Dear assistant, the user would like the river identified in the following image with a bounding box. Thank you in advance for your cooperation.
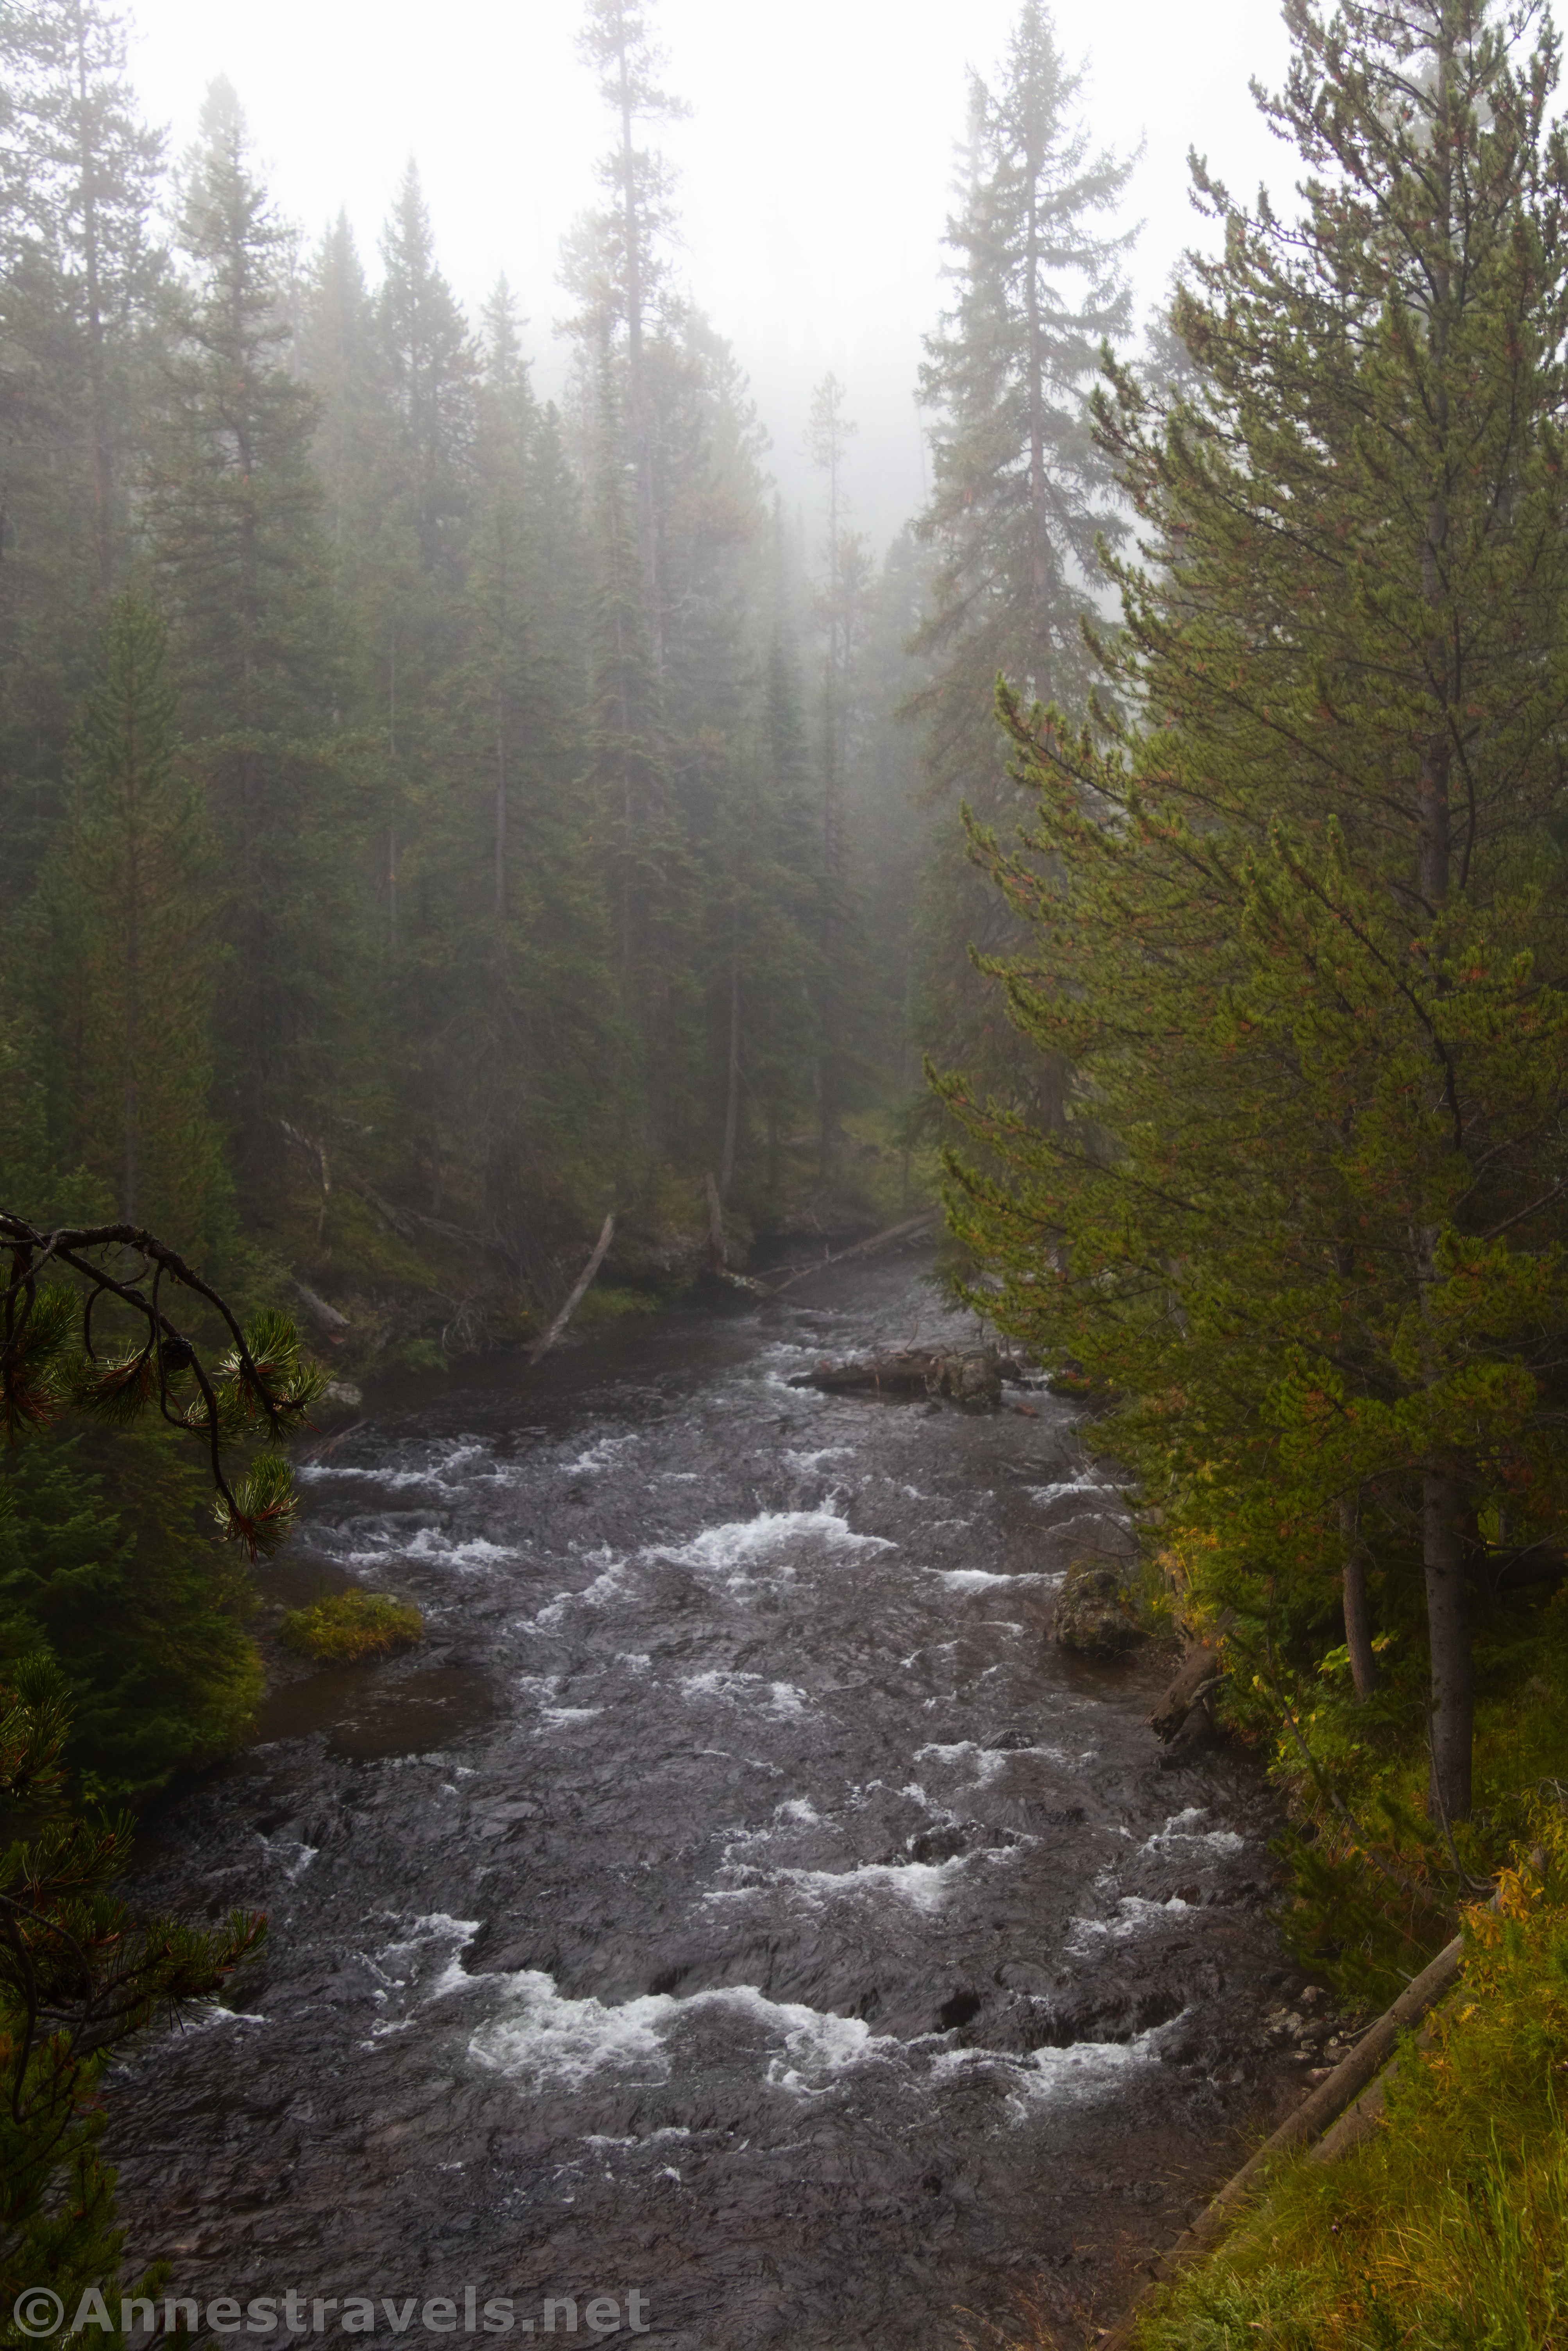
[109,1248,1310,2349]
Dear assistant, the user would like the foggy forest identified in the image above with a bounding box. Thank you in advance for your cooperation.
[4,0,1568,2344]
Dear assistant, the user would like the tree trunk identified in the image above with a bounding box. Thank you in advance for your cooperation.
[1338,1494,1378,1697]
[1423,1467,1473,1825]
[720,933,741,1199]
[494,688,507,921]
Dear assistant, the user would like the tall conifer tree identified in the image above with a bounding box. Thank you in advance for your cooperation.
[912,0,1133,1106]
[942,0,1568,1827]
[149,79,348,1200]
[53,597,225,1243]
[0,0,164,901]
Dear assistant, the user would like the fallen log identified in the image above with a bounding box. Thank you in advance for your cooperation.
[788,1345,1002,1408]
[292,1276,350,1335]
[527,1212,615,1367]
[763,1208,940,1295]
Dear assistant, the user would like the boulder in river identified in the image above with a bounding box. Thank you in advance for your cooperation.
[788,1345,1003,1408]
[1053,1557,1145,1655]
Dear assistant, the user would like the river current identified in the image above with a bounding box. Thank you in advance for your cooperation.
[110,1250,1311,2348]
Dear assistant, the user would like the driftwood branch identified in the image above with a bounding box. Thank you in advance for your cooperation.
[762,1208,940,1296]
[527,1213,615,1367]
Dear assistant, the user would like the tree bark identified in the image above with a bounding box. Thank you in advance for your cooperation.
[1423,1468,1473,1825]
[494,687,507,921]
[704,1171,727,1272]
[720,930,741,1198]
[1339,1494,1379,1697]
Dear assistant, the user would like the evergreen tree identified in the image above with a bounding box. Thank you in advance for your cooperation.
[911,0,1133,1104]
[298,208,377,570]
[805,372,873,1180]
[148,79,350,1201]
[0,0,164,907]
[51,596,226,1247]
[376,162,478,581]
[574,0,688,676]
[940,0,1568,1827]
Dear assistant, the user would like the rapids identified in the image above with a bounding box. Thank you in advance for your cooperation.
[108,1250,1312,2347]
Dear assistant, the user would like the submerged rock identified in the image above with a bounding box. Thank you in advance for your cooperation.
[1053,1557,1145,1654]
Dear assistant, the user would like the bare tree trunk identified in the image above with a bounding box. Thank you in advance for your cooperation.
[122,696,140,1224]
[528,1213,616,1367]
[704,1171,727,1271]
[494,687,507,921]
[1338,1493,1379,1697]
[1423,1467,1473,1826]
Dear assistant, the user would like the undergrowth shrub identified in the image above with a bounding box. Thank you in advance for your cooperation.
[279,1590,422,1663]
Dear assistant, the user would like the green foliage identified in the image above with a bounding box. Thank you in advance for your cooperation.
[279,1588,423,1662]
[44,596,229,1250]
[0,1428,261,1799]
[0,1656,264,2336]
[937,0,1568,1830]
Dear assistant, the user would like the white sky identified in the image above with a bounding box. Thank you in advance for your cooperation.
[124,0,1295,545]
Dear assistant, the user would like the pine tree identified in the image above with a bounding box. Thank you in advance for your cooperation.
[806,372,872,1180]
[298,208,376,570]
[0,0,164,905]
[915,0,1133,769]
[148,79,349,1200]
[376,162,478,581]
[52,596,226,1246]
[940,0,1568,1827]
[573,0,688,676]
[403,281,627,1264]
[911,0,1133,1105]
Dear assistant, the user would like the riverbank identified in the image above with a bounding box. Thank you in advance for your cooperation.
[1091,1825,1568,2351]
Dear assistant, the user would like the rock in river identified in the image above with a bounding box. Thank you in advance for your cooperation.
[1053,1556,1145,1653]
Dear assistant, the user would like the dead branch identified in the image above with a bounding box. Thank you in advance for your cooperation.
[527,1213,616,1367]
[761,1208,940,1296]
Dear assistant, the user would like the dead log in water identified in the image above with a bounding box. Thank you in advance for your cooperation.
[788,1345,1002,1408]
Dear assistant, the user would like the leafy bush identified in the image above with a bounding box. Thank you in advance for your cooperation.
[279,1589,423,1662]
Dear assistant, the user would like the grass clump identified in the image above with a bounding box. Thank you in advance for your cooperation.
[1128,1811,1568,2351]
[279,1589,423,1663]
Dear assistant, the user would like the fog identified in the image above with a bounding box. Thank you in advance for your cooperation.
[127,0,1292,543]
